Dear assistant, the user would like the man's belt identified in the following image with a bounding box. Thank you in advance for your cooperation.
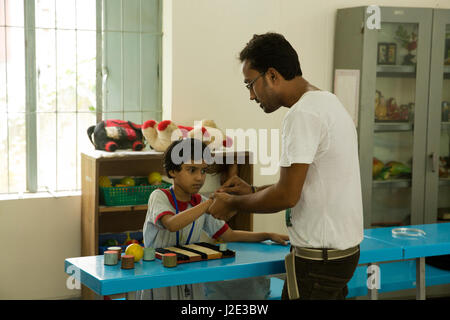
[293,245,359,261]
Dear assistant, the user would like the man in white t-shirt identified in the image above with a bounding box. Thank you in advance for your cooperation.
[209,32,364,300]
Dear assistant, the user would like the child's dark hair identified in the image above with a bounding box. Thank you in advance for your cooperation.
[163,138,213,178]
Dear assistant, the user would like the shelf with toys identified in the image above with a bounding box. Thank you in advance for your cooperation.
[372,157,412,188]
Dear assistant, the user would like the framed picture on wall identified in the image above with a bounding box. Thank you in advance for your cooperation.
[377,42,388,65]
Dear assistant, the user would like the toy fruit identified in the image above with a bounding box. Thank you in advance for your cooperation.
[99,176,112,188]
[376,167,390,180]
[120,176,135,187]
[385,161,411,178]
[148,172,162,185]
[373,158,384,178]
[124,232,139,245]
[103,239,119,246]
[125,243,144,262]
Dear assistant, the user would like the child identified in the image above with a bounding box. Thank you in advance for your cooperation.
[136,138,289,300]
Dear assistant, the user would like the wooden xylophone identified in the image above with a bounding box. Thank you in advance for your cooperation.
[155,242,235,264]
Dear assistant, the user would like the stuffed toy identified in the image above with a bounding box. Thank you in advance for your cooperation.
[87,119,145,152]
[142,119,232,152]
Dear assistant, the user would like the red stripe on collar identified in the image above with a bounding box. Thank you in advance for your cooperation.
[160,188,202,212]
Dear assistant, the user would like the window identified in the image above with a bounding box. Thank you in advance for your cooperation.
[0,0,162,195]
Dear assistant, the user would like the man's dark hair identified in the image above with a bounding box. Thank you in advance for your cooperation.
[239,32,302,80]
[163,138,212,178]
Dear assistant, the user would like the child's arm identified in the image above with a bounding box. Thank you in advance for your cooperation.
[217,228,289,245]
[159,199,213,232]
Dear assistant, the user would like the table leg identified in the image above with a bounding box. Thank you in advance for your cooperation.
[367,263,379,300]
[416,257,426,300]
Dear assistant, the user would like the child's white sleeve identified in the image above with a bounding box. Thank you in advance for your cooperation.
[148,189,175,229]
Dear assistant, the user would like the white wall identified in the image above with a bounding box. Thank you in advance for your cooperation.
[1,0,450,300]
[0,195,81,299]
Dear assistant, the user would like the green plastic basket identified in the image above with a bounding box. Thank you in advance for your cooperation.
[99,178,172,206]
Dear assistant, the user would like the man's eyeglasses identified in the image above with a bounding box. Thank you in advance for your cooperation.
[245,72,265,91]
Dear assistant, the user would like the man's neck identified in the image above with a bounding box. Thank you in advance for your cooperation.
[172,185,192,202]
[283,77,320,108]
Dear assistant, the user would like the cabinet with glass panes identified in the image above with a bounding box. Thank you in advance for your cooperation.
[334,7,450,228]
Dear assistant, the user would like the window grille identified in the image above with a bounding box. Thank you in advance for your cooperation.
[0,0,162,195]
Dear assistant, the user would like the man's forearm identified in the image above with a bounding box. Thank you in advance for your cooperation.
[232,183,293,214]
[254,184,272,193]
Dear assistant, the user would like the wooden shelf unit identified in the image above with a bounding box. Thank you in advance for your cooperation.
[81,150,253,299]
[81,150,254,256]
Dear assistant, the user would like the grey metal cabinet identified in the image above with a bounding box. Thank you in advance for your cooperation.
[334,6,450,228]
[425,9,450,224]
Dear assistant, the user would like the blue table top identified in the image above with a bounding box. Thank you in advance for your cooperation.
[65,241,288,296]
[65,235,407,296]
[364,223,450,259]
[359,235,403,264]
[64,223,450,296]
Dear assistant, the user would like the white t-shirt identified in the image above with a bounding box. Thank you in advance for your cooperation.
[136,188,228,300]
[280,90,364,250]
[143,188,228,249]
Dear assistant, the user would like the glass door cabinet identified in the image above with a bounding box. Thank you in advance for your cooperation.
[425,10,450,224]
[335,7,449,228]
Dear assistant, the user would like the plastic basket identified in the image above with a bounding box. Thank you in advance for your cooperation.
[100,178,172,206]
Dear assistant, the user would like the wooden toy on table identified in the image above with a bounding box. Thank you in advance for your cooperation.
[107,246,122,261]
[121,255,135,269]
[162,253,177,268]
[155,242,235,264]
[104,251,119,266]
[143,247,156,261]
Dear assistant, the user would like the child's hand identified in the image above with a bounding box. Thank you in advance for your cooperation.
[208,191,238,221]
[268,233,289,245]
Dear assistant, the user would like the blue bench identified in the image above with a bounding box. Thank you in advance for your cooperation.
[267,261,450,299]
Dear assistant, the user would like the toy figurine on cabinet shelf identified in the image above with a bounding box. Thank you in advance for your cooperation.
[386,98,400,120]
[375,90,388,121]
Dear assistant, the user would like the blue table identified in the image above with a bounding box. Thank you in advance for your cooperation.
[65,237,405,299]
[65,224,450,299]
[65,241,288,297]
[365,223,450,259]
[363,222,450,300]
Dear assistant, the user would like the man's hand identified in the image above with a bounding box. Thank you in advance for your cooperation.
[217,175,253,195]
[208,192,238,221]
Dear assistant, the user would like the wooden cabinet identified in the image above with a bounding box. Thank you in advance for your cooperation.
[80,150,253,299]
